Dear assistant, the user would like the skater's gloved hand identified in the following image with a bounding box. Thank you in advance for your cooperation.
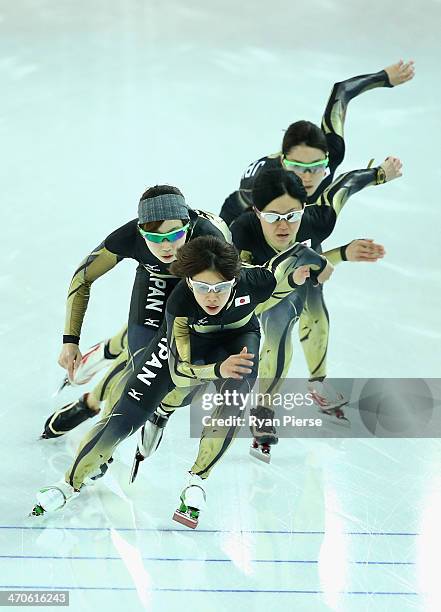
[345,239,386,262]
[384,59,415,86]
[292,265,310,286]
[220,346,254,380]
[58,343,83,382]
[379,157,402,182]
[316,260,334,284]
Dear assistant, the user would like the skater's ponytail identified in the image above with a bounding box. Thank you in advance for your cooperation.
[170,236,241,281]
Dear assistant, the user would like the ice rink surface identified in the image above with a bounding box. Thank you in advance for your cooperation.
[1,1,441,610]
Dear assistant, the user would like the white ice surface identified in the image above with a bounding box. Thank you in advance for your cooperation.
[1,1,441,611]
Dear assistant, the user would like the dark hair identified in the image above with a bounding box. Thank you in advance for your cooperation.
[170,236,241,280]
[140,184,184,201]
[282,120,328,156]
[252,167,307,211]
[139,219,185,232]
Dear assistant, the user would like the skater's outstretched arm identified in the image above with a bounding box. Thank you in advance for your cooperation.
[322,60,415,175]
[317,156,402,217]
[323,239,385,265]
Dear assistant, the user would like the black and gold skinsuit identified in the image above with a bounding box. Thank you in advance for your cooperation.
[220,68,392,386]
[65,243,327,488]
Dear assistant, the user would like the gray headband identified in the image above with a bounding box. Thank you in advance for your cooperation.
[138,194,189,224]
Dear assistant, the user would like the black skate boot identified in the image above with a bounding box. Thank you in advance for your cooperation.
[249,405,278,464]
[41,394,99,439]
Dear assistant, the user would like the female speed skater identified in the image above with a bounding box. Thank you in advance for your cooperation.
[41,185,231,439]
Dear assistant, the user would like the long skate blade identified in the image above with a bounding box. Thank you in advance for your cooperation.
[331,417,351,429]
[52,375,71,397]
[249,445,271,464]
[38,432,63,441]
[129,450,144,484]
[172,509,198,529]
[319,412,351,429]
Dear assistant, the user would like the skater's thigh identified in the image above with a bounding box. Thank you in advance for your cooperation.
[117,325,174,420]
[222,330,260,377]
[162,384,204,411]
[303,281,328,318]
[260,285,307,332]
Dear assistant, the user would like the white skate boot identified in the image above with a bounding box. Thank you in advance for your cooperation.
[30,460,112,517]
[130,408,169,483]
[173,472,206,529]
[30,480,80,516]
[307,378,350,426]
[54,339,117,394]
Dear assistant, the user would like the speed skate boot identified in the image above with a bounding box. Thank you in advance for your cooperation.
[41,394,99,439]
[130,408,169,483]
[173,472,206,529]
[307,378,350,426]
[30,460,113,517]
[55,339,118,394]
[249,405,278,463]
[30,480,80,517]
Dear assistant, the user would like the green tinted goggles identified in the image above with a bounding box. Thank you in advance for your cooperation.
[283,157,329,174]
[138,222,190,244]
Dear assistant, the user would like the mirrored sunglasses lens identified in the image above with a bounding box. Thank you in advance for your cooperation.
[168,229,186,242]
[192,282,209,294]
[214,282,232,293]
[287,212,303,223]
[143,228,186,243]
[262,213,279,223]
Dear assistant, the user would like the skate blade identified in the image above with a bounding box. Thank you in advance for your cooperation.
[52,375,71,397]
[39,430,64,441]
[320,413,351,429]
[129,451,144,484]
[249,445,271,464]
[312,398,349,411]
[172,509,198,529]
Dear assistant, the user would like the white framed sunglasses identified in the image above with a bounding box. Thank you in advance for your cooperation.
[254,206,304,224]
[188,278,236,294]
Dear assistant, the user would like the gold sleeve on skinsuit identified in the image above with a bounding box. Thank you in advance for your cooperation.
[317,167,377,217]
[64,244,121,338]
[168,316,219,387]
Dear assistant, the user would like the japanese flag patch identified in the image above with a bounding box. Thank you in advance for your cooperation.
[235,295,250,307]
